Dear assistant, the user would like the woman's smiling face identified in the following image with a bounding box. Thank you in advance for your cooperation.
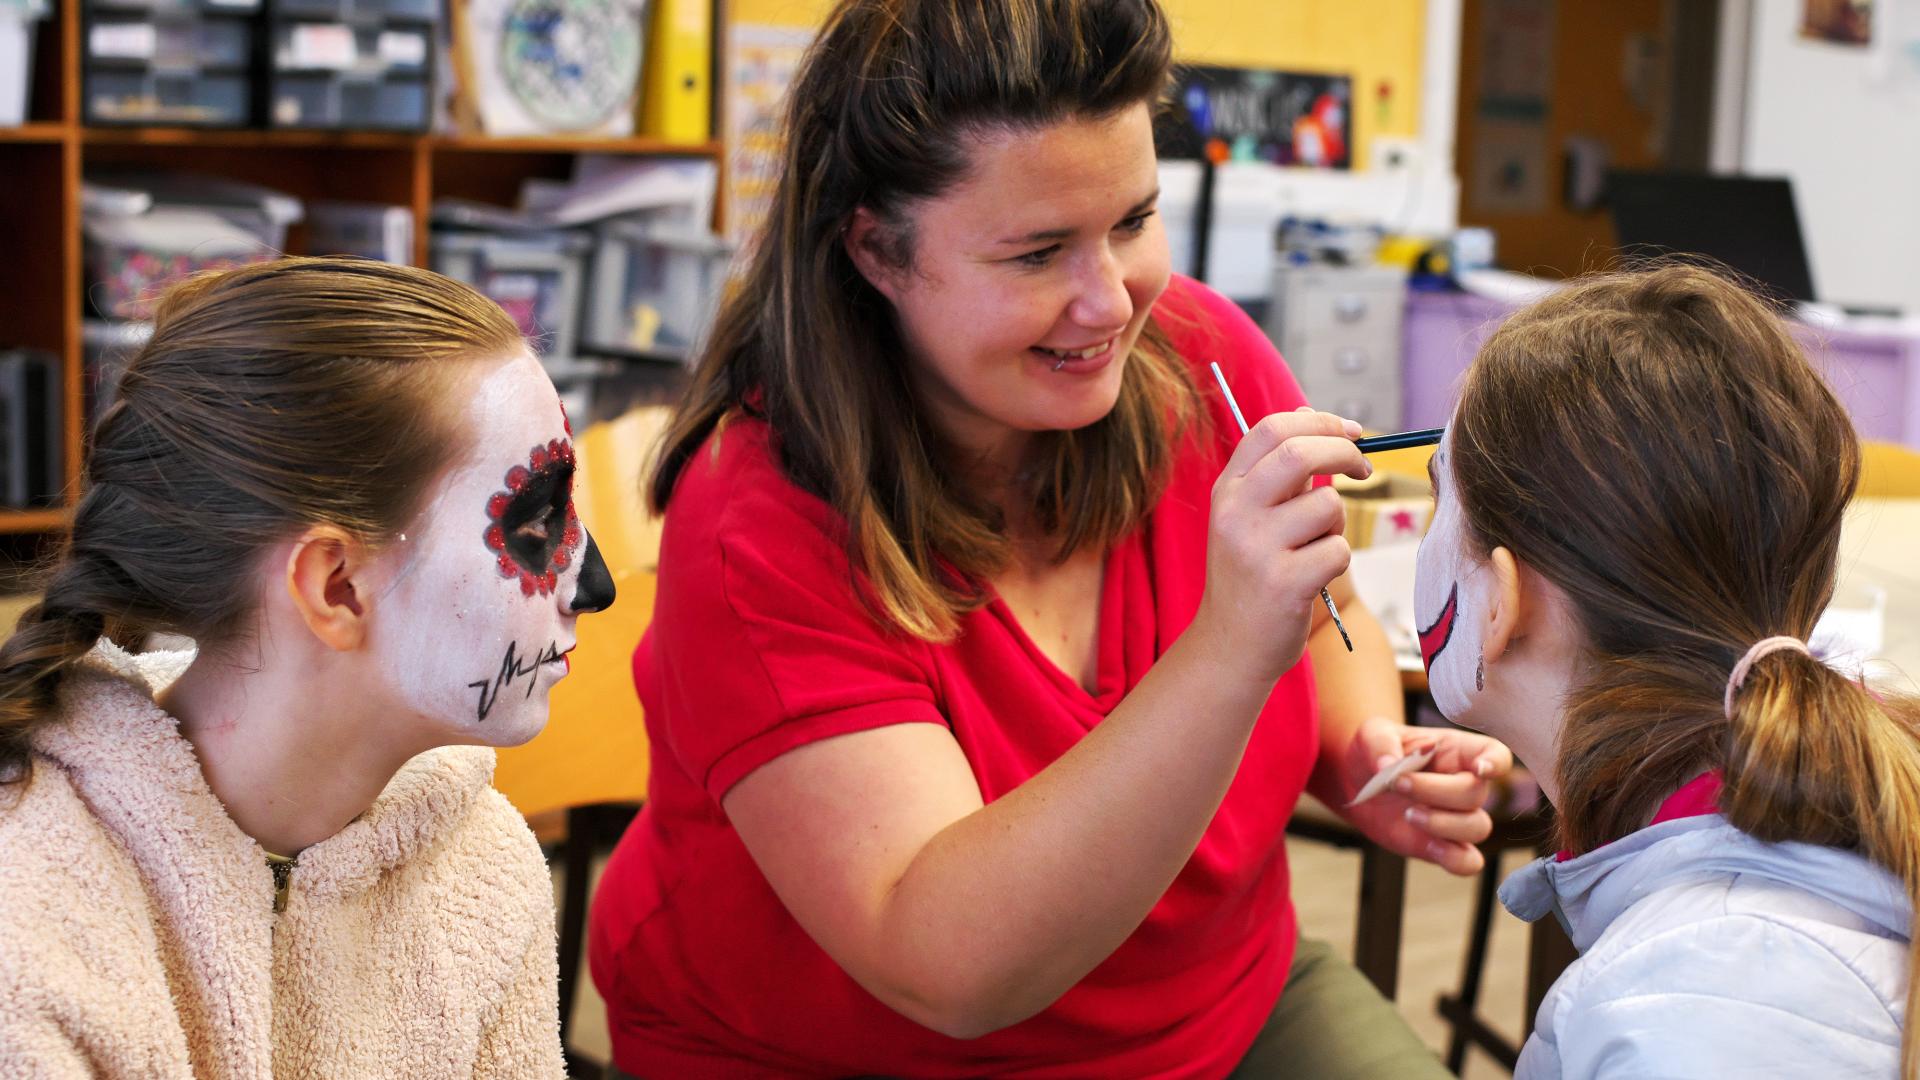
[863,102,1172,462]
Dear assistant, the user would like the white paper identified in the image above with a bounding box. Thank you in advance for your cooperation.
[1347,745,1436,807]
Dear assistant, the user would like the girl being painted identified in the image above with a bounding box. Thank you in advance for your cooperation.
[0,257,613,1078]
[1415,264,1920,1078]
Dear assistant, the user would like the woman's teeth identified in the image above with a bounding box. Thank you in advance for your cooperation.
[1039,340,1111,360]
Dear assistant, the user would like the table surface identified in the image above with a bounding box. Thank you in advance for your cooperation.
[1840,498,1920,691]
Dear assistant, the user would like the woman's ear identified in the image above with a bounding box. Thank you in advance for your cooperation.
[285,527,373,652]
[843,206,905,302]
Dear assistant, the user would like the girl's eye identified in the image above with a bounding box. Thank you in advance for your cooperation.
[1118,210,1155,235]
[1013,245,1060,268]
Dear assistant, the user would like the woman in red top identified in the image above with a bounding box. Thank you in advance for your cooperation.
[591,1,1511,1075]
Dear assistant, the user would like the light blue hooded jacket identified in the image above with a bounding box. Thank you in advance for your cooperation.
[1502,814,1912,1079]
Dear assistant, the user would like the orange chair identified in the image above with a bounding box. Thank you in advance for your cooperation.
[493,405,670,1075]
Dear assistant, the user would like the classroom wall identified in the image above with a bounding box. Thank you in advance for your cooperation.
[1739,0,1920,312]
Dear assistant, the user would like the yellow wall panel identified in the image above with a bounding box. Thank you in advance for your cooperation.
[725,1,1432,167]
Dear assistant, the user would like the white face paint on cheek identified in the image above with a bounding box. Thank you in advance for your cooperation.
[364,354,579,747]
[1414,445,1492,721]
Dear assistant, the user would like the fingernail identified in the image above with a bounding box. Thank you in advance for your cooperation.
[1429,840,1448,862]
[1345,419,1364,438]
[1394,777,1413,795]
[1404,806,1428,828]
[1376,755,1396,771]
[1476,759,1493,778]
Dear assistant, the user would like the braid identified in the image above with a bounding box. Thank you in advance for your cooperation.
[0,551,112,783]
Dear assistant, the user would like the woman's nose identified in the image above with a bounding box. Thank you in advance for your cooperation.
[1068,250,1133,330]
[568,533,617,614]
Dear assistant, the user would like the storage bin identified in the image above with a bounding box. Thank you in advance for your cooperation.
[89,14,253,70]
[85,67,252,125]
[268,71,427,128]
[270,20,428,74]
[432,229,593,362]
[583,220,733,356]
[308,199,411,262]
[272,0,431,22]
[84,205,282,318]
[0,0,51,127]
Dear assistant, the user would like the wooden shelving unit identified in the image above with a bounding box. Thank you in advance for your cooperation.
[0,0,725,535]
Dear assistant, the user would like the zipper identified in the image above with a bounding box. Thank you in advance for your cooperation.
[264,851,297,914]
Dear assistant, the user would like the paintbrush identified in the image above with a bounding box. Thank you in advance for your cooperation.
[1208,362,1353,651]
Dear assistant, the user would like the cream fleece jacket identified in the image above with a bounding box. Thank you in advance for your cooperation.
[0,642,565,1079]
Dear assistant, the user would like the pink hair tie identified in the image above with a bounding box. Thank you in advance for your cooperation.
[1723,636,1812,719]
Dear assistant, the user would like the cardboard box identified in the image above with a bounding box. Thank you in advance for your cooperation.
[1336,472,1433,549]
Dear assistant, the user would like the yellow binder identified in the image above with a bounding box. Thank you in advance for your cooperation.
[640,0,713,143]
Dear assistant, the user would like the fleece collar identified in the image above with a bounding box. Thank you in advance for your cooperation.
[33,640,498,905]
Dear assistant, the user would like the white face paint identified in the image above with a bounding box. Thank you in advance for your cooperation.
[363,352,592,747]
[1413,433,1498,722]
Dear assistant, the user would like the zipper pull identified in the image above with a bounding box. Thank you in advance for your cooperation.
[265,852,297,914]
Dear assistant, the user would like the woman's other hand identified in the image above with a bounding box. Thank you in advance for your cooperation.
[1335,717,1513,876]
[1191,408,1371,684]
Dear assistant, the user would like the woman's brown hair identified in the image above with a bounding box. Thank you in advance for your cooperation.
[649,0,1197,641]
[0,256,523,783]
[1451,263,1920,1074]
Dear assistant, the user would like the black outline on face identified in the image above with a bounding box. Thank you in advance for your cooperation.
[1418,582,1458,674]
[482,440,583,597]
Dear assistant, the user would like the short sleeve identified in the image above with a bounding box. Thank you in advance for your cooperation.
[648,431,947,802]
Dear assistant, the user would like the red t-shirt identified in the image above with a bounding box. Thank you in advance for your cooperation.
[590,276,1323,1079]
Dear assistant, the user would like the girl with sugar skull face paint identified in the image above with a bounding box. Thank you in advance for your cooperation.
[365,351,615,748]
[0,257,612,1078]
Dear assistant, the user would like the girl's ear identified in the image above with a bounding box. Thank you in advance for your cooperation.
[1483,546,1524,659]
[285,527,372,652]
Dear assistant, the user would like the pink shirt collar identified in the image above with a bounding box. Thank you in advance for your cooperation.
[1556,770,1723,862]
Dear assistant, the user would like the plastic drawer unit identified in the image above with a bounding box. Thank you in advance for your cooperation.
[265,0,435,130]
[83,0,259,126]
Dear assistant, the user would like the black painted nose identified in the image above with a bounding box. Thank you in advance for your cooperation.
[571,533,616,614]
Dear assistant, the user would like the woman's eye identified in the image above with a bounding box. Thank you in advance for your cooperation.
[1013,245,1059,268]
[1118,211,1154,235]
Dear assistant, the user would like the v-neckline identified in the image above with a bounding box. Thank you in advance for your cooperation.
[984,533,1134,716]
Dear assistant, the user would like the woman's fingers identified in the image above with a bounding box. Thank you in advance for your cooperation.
[1393,769,1491,813]
[1421,838,1487,876]
[1235,433,1372,502]
[1223,409,1361,479]
[1404,805,1494,846]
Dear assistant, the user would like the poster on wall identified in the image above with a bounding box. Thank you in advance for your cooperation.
[725,23,814,244]
[1468,0,1556,214]
[1802,0,1874,45]
[1156,66,1352,169]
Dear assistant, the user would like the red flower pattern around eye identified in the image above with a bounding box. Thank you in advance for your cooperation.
[482,439,584,597]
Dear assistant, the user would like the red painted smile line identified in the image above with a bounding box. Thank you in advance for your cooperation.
[1418,583,1458,674]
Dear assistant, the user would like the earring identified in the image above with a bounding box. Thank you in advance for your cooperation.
[1475,652,1485,692]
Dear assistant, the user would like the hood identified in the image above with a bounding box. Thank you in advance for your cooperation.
[1500,814,1912,951]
